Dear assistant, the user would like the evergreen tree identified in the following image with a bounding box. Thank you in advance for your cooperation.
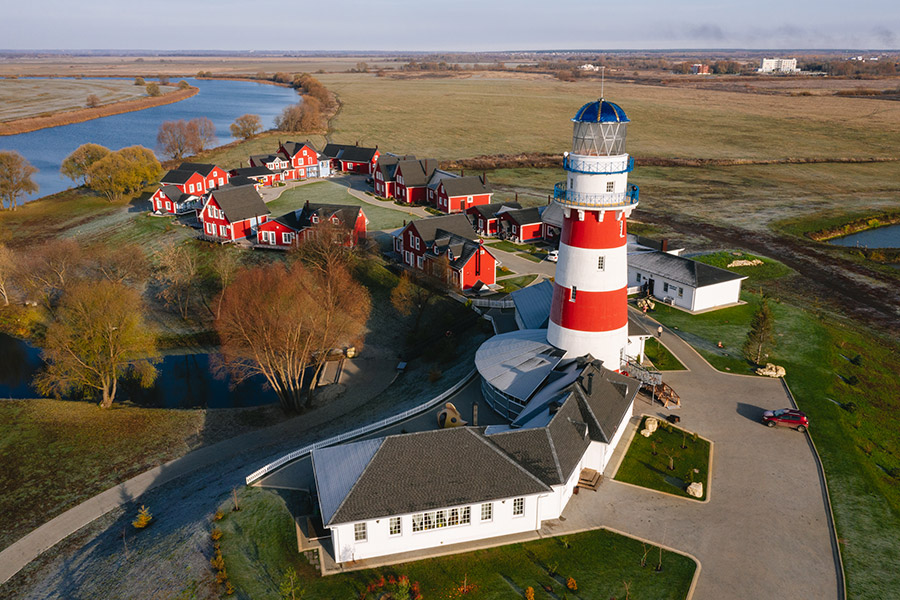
[743,298,775,365]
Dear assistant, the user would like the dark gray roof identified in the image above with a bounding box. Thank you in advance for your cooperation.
[426,169,459,190]
[431,233,488,270]
[229,166,276,178]
[312,438,383,526]
[227,176,256,187]
[628,317,651,337]
[178,163,217,177]
[410,214,476,245]
[324,427,550,525]
[511,279,554,329]
[157,185,190,203]
[441,175,492,197]
[208,186,269,222]
[375,155,412,182]
[500,207,544,226]
[629,251,746,288]
[161,169,195,185]
[250,154,282,165]
[323,143,378,163]
[297,203,362,230]
[396,159,438,187]
[570,361,640,444]
[471,202,522,220]
[280,140,317,157]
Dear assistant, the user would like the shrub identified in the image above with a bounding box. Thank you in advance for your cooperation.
[134,77,145,86]
[525,586,535,600]
[211,527,223,541]
[213,510,225,521]
[132,505,152,528]
[566,576,577,590]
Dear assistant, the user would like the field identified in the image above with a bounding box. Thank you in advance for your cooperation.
[0,78,149,122]
[217,487,697,600]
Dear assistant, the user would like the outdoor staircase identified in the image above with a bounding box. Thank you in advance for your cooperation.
[621,358,662,387]
[577,468,602,491]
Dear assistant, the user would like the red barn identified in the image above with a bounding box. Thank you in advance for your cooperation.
[394,214,497,290]
[434,175,493,213]
[179,163,230,192]
[150,185,201,215]
[322,143,380,174]
[278,140,320,179]
[256,203,368,249]
[229,166,278,187]
[467,202,522,236]
[497,207,545,243]
[249,153,297,181]
[198,186,270,243]
[394,158,438,204]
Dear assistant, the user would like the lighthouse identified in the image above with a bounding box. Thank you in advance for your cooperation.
[546,99,639,369]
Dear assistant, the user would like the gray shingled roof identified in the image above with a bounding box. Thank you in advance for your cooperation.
[500,207,544,226]
[427,169,459,190]
[323,143,378,163]
[324,427,550,525]
[230,166,276,178]
[571,362,640,444]
[629,251,746,288]
[396,159,438,187]
[511,279,554,329]
[157,185,190,203]
[471,202,522,220]
[441,175,492,198]
[541,201,564,227]
[161,169,195,185]
[312,438,383,526]
[208,186,269,222]
[178,163,217,177]
[410,214,477,244]
[280,140,317,157]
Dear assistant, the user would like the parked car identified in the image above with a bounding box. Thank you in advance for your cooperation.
[545,249,559,263]
[762,408,808,432]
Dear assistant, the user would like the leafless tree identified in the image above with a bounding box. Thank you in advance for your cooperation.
[155,242,200,320]
[0,244,17,306]
[192,117,216,151]
[157,120,201,160]
[23,239,85,308]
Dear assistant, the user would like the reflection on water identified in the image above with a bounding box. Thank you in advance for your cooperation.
[829,223,900,249]
[0,333,278,408]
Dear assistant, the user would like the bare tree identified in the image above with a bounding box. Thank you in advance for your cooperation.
[61,143,110,185]
[156,242,200,320]
[391,272,438,335]
[23,239,85,308]
[192,117,216,151]
[275,97,323,132]
[35,279,158,408]
[230,114,263,140]
[157,120,201,160]
[0,151,39,211]
[89,243,149,285]
[290,220,356,274]
[0,244,17,306]
[205,245,243,319]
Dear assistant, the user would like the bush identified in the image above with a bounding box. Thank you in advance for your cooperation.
[132,505,152,528]
[85,94,100,108]
[134,77,145,86]
[145,82,161,97]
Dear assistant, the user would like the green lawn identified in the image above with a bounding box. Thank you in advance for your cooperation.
[615,417,711,501]
[644,338,686,371]
[690,250,794,282]
[497,274,538,294]
[486,240,535,253]
[266,181,415,230]
[218,487,697,600]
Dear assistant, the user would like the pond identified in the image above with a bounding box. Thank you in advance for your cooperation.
[828,223,900,249]
[2,77,300,203]
[0,332,279,409]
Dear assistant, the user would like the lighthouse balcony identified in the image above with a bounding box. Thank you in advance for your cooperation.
[563,155,634,175]
[553,182,639,208]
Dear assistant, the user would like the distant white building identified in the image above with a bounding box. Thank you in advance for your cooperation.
[758,58,799,73]
[628,251,746,312]
[579,64,600,72]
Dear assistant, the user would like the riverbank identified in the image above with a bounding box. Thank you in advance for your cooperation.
[0,86,198,136]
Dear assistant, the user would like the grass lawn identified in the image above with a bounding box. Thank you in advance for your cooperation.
[0,78,148,121]
[644,338,686,371]
[517,252,543,263]
[486,240,535,253]
[497,274,538,294]
[649,295,900,597]
[615,417,711,501]
[0,187,123,247]
[218,487,696,600]
[690,250,794,282]
[266,181,414,230]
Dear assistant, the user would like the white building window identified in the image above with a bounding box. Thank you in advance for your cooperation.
[354,523,367,542]
[513,497,525,516]
[636,273,642,282]
[206,222,215,235]
[598,256,605,270]
[606,181,615,192]
[678,287,684,298]
[389,517,401,536]
[411,506,471,533]
[663,282,670,293]
[219,225,228,237]
[283,232,295,245]
[481,503,493,521]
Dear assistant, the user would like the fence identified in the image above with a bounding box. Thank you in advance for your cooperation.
[245,368,478,485]
[471,298,515,309]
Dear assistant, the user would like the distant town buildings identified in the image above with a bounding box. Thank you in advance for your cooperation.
[758,58,799,73]
[691,64,710,75]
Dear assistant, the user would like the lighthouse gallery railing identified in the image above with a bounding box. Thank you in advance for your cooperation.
[563,155,634,175]
[553,183,639,208]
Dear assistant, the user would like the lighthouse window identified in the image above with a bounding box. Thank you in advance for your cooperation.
[606,181,615,192]
[570,286,577,302]
[598,256,605,271]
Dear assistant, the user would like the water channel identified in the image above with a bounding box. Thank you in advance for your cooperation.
[1,77,300,202]
[0,333,279,408]
[828,223,900,249]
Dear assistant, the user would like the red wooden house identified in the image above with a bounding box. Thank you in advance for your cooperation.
[179,163,230,192]
[425,170,459,205]
[278,140,320,179]
[150,185,201,215]
[497,207,545,243]
[394,158,438,204]
[229,166,278,187]
[249,153,297,181]
[467,202,522,236]
[393,214,497,290]
[256,202,368,249]
[322,143,380,174]
[160,168,207,196]
[198,186,270,243]
[434,175,493,213]
[373,154,414,198]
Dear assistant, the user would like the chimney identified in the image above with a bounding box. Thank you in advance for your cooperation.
[547,194,551,205]
[661,238,669,252]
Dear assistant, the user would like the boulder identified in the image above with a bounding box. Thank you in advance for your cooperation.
[756,363,786,378]
[645,417,658,433]
[640,429,652,437]
[686,482,704,498]
[727,258,764,268]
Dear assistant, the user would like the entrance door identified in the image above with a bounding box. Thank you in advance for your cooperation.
[648,279,655,296]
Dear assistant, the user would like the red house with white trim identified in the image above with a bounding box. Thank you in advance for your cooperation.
[198,186,270,243]
[373,154,415,199]
[229,166,278,187]
[497,207,545,243]
[393,214,497,290]
[150,185,201,215]
[179,163,230,193]
[256,203,368,249]
[278,140,320,179]
[394,158,438,204]
[434,175,493,214]
[322,143,380,174]
[160,169,207,196]
[249,153,297,181]
[467,202,522,236]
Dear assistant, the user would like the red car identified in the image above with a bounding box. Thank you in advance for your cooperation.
[762,409,808,432]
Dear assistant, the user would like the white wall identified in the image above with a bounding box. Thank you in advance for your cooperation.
[627,267,696,311]
[330,492,546,563]
[692,279,744,312]
[625,334,646,363]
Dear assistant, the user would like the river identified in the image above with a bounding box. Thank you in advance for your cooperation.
[0,333,279,409]
[1,78,300,203]
[829,223,900,249]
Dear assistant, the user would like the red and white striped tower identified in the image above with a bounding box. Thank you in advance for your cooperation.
[547,99,639,370]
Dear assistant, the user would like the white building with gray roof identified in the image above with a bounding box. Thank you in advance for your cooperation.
[628,251,747,312]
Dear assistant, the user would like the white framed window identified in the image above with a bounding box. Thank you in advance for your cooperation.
[417,256,424,269]
[188,183,194,193]
[283,232,295,245]
[411,506,472,533]
[219,225,228,237]
[678,287,684,298]
[412,514,424,532]
[598,255,605,270]
[606,181,615,192]
[389,517,401,536]
[219,177,224,186]
[570,286,577,302]
[165,201,171,211]
[619,220,625,237]
[636,273,642,282]
[663,282,670,292]
[206,222,215,235]
[481,503,492,521]
[513,497,525,516]
[354,523,367,542]
[461,506,471,524]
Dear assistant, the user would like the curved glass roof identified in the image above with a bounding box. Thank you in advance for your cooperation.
[572,100,630,123]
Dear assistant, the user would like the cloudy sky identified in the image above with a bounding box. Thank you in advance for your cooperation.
[1,0,897,51]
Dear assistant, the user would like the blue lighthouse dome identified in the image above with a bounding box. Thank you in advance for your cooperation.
[572,99,630,123]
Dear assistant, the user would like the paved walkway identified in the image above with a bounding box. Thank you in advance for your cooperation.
[488,246,557,278]
[0,355,398,586]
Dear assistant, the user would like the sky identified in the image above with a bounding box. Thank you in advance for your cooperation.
[1,0,898,51]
